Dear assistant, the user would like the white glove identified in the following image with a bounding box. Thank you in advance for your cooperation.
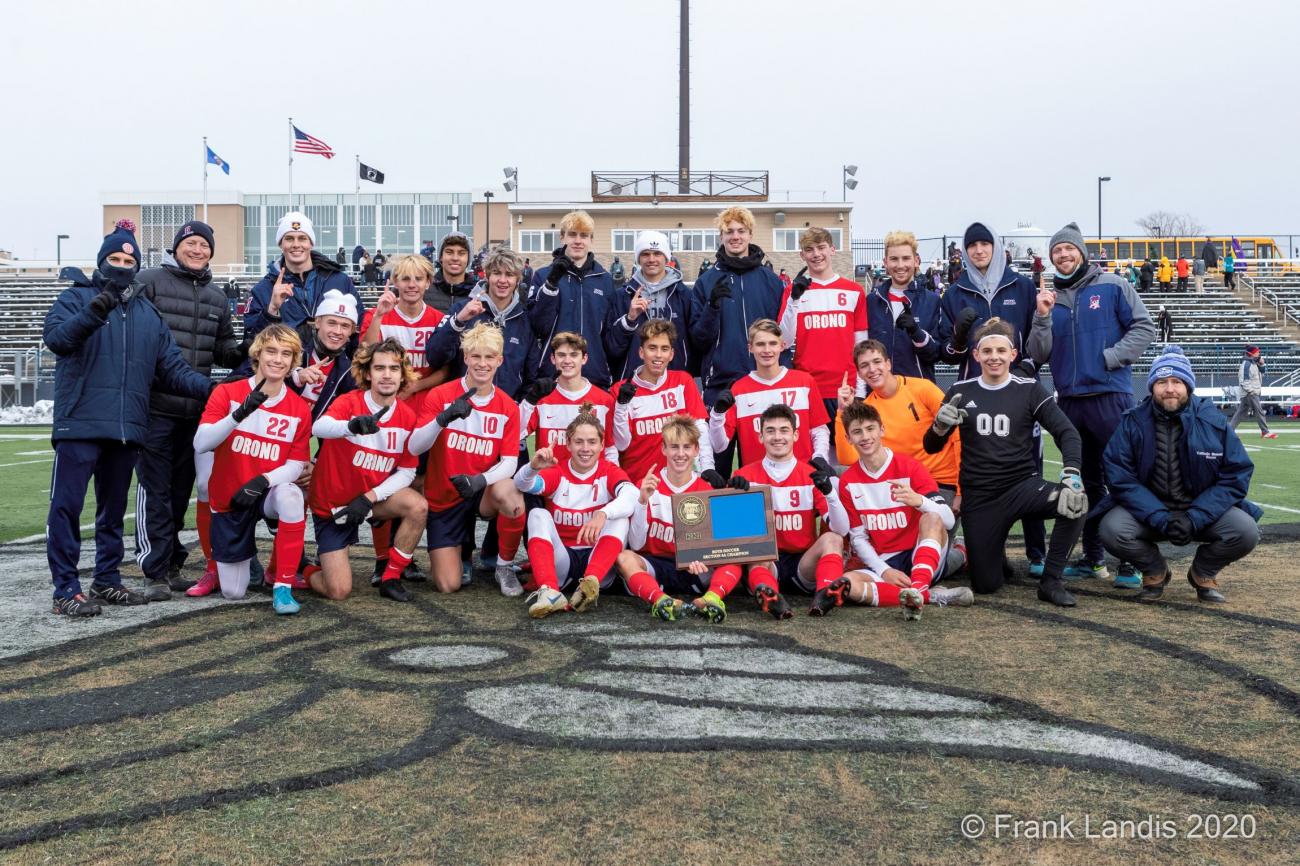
[931,392,967,436]
[1055,470,1088,520]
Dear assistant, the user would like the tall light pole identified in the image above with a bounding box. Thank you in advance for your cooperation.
[483,190,494,253]
[56,234,69,268]
[503,167,518,203]
[843,164,859,202]
[1097,176,1111,242]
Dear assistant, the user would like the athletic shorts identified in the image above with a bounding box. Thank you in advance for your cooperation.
[312,513,359,555]
[427,492,483,550]
[554,546,622,592]
[845,546,949,585]
[775,550,813,594]
[634,553,708,598]
[211,494,274,563]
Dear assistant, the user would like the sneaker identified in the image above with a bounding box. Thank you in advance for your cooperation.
[370,558,388,587]
[272,584,300,615]
[899,587,925,621]
[1138,570,1171,602]
[809,576,850,617]
[1027,560,1045,579]
[52,593,102,617]
[754,585,793,620]
[1187,570,1226,603]
[687,591,727,624]
[1062,558,1109,581]
[140,577,172,602]
[497,564,524,598]
[929,585,975,607]
[1262,431,1278,440]
[402,562,428,583]
[378,579,412,603]
[569,575,600,613]
[527,586,570,619]
[186,569,220,597]
[88,583,148,606]
[461,560,473,587]
[1113,563,1141,590]
[1037,579,1077,607]
[166,564,196,592]
[650,594,685,622]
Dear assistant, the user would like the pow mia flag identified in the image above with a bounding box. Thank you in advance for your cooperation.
[359,162,385,185]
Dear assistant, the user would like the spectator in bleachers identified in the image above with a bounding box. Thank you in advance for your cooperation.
[1099,345,1260,603]
[1139,258,1154,292]
[1125,262,1139,290]
[1156,305,1173,343]
[1223,251,1236,289]
[1231,346,1276,438]
[1157,256,1173,291]
[1176,255,1190,292]
[1193,256,1206,294]
[134,220,246,600]
[245,213,360,338]
[1200,237,1219,270]
[334,246,346,268]
[352,244,367,274]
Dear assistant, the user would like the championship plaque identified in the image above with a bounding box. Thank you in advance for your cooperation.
[671,487,778,569]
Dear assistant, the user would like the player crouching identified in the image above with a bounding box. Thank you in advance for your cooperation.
[514,404,638,618]
[729,405,852,618]
[838,402,974,620]
[192,325,312,614]
[616,415,737,623]
[307,338,427,603]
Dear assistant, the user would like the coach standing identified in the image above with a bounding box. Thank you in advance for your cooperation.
[43,220,216,617]
[133,221,245,599]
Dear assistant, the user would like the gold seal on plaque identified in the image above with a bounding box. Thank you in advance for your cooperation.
[676,495,705,526]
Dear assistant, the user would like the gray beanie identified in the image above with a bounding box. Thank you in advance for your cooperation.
[1049,222,1088,263]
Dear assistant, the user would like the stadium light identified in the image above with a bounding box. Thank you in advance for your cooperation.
[1097,176,1111,244]
[843,164,859,201]
[503,167,518,202]
[56,234,70,267]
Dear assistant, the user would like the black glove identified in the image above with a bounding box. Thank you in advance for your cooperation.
[895,302,920,337]
[709,275,733,308]
[229,475,270,511]
[789,267,811,301]
[232,379,269,422]
[451,474,487,501]
[436,389,475,427]
[811,468,835,495]
[616,381,638,405]
[951,307,979,352]
[700,469,727,490]
[546,256,569,287]
[810,456,839,479]
[1165,511,1194,546]
[713,390,735,414]
[88,289,118,320]
[1015,358,1037,378]
[523,377,557,405]
[728,475,750,491]
[347,403,390,436]
[334,494,373,526]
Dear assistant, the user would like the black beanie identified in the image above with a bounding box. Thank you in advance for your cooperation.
[963,222,995,249]
[172,220,216,255]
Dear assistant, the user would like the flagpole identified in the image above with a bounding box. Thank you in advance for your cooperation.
[355,154,360,195]
[288,116,294,210]
[202,136,209,222]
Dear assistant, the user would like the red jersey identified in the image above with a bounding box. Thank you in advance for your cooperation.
[611,369,706,483]
[784,275,868,394]
[524,382,616,465]
[532,459,633,548]
[298,351,338,407]
[308,391,418,517]
[201,378,312,513]
[361,303,444,417]
[717,368,829,466]
[734,458,830,553]
[419,378,520,510]
[635,468,713,560]
[837,449,939,556]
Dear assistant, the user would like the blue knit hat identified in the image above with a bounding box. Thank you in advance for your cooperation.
[97,218,141,272]
[1148,344,1196,392]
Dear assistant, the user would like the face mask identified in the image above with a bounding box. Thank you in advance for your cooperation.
[100,263,135,289]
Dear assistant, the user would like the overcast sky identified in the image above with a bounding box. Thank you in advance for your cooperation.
[3,0,1297,259]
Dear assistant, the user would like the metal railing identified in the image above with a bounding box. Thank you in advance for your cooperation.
[591,171,768,202]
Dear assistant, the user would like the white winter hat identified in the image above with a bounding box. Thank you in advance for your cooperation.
[276,211,316,246]
[314,289,357,325]
[634,230,672,261]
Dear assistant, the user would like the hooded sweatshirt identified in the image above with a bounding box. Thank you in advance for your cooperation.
[606,264,702,381]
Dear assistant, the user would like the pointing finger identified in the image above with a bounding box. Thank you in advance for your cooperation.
[946,392,963,406]
[253,378,267,393]
[373,404,390,421]
[841,372,849,388]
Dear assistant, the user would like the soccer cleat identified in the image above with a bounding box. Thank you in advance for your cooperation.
[569,575,600,613]
[1138,570,1171,602]
[928,585,974,608]
[379,579,412,603]
[166,564,197,592]
[1113,563,1141,590]
[141,577,172,602]
[402,562,428,583]
[88,583,148,606]
[497,564,524,598]
[1037,579,1077,607]
[809,576,850,617]
[370,558,388,587]
[1062,558,1109,582]
[272,584,300,615]
[186,569,219,597]
[1262,431,1278,440]
[52,593,102,617]
[1027,560,1045,579]
[754,585,793,620]
[688,591,727,624]
[527,587,570,619]
[1187,570,1226,603]
[650,594,685,622]
[899,587,925,621]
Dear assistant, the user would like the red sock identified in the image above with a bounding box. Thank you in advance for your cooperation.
[273,521,306,586]
[372,521,392,561]
[625,570,664,604]
[382,547,413,582]
[871,583,930,607]
[585,535,624,582]
[196,501,213,562]
[815,552,843,591]
[497,512,525,561]
[910,542,942,588]
[527,536,559,590]
[708,564,742,598]
[745,564,778,595]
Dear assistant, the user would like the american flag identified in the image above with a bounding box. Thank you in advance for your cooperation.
[293,125,334,159]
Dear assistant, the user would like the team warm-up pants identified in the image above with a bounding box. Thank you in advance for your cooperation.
[47,439,138,600]
[1058,391,1132,564]
[1099,505,1260,582]
[961,477,1084,593]
[134,414,200,581]
[1230,392,1271,435]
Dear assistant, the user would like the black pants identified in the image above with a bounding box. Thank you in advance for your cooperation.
[962,477,1083,594]
[134,414,200,581]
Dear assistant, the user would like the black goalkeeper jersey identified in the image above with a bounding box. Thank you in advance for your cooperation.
[924,374,1082,502]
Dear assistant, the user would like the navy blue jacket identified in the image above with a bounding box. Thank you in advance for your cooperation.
[245,253,361,337]
[287,349,356,422]
[866,281,942,380]
[690,247,789,402]
[1102,395,1261,532]
[44,272,214,444]
[528,254,623,388]
[426,297,537,401]
[605,271,703,381]
[937,269,1038,379]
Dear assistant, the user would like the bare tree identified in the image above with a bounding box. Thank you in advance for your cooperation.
[1136,211,1205,237]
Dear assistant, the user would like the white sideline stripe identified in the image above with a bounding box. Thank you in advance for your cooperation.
[15,450,53,456]
[1257,502,1300,515]
[1259,483,1287,489]
[0,458,54,468]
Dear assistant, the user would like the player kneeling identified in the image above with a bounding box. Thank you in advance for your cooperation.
[729,405,852,618]
[838,402,973,620]
[514,404,638,618]
[615,415,739,623]
[307,338,427,603]
[192,325,312,615]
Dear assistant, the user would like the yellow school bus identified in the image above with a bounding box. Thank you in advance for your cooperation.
[1083,236,1283,268]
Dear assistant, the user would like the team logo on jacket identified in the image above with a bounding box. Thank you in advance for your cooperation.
[1089,295,1101,310]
